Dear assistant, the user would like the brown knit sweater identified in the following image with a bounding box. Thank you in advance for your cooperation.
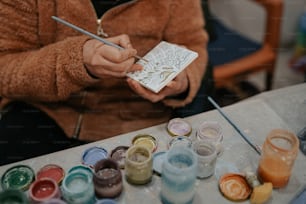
[0,0,208,141]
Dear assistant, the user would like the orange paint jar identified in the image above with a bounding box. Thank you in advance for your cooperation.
[257,129,299,188]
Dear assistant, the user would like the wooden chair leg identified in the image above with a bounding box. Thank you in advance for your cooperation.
[265,71,273,90]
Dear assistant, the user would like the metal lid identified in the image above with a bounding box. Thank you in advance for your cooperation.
[36,164,65,185]
[82,146,108,168]
[132,134,157,153]
[1,165,35,191]
[110,146,129,169]
[167,118,192,137]
[153,151,167,175]
[168,136,193,149]
[219,173,251,201]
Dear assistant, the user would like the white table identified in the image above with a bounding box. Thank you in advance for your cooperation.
[1,83,306,204]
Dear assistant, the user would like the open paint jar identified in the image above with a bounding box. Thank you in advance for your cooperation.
[29,178,61,204]
[257,129,299,188]
[61,168,95,204]
[193,141,218,179]
[93,159,123,198]
[160,146,198,204]
[125,145,153,185]
[0,189,29,204]
[196,121,223,154]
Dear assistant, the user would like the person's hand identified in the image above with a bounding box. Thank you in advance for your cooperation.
[83,34,142,78]
[126,71,189,103]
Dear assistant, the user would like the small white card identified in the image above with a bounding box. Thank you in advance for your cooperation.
[127,41,198,93]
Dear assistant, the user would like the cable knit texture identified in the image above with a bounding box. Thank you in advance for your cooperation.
[0,0,208,141]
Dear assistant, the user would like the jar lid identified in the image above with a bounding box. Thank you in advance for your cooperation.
[36,164,65,185]
[153,151,167,175]
[82,146,108,168]
[168,136,193,149]
[1,165,35,191]
[110,146,129,169]
[219,173,251,201]
[132,134,157,153]
[167,118,192,137]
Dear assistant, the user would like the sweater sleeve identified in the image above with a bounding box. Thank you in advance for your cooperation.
[162,0,209,107]
[0,0,98,102]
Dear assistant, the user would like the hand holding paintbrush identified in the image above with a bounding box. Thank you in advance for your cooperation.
[52,16,145,78]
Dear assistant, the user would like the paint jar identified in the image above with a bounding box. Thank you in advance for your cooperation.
[125,145,153,185]
[110,146,129,169]
[160,146,198,204]
[82,146,108,168]
[168,136,193,149]
[167,118,192,137]
[95,199,117,204]
[36,164,65,185]
[132,134,158,153]
[0,189,29,204]
[42,198,67,204]
[68,165,93,176]
[257,129,299,188]
[93,159,123,198]
[29,178,61,204]
[61,168,95,204]
[193,141,218,179]
[196,121,223,154]
[1,165,35,191]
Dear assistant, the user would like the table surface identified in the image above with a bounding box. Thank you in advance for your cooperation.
[1,83,306,204]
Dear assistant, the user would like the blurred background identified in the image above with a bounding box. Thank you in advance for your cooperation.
[207,0,306,106]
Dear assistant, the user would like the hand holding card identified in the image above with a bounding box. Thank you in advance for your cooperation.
[127,41,198,93]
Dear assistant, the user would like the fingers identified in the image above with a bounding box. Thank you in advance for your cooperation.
[126,71,189,103]
[165,71,188,93]
[104,34,137,62]
[109,34,133,49]
[127,78,165,103]
[83,34,143,78]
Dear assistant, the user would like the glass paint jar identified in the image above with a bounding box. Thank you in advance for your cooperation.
[93,159,123,198]
[160,146,198,204]
[193,141,218,179]
[61,168,95,204]
[0,189,29,204]
[125,145,153,185]
[257,129,299,188]
[28,178,61,204]
[196,121,223,154]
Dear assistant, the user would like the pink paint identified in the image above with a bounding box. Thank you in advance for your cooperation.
[29,178,60,203]
[36,164,65,184]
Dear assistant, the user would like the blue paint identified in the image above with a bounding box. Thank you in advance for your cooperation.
[160,147,197,204]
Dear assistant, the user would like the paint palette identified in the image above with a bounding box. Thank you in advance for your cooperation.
[127,41,198,93]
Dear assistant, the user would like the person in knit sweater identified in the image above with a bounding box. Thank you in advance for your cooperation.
[0,0,210,165]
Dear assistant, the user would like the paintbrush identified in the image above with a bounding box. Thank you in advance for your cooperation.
[207,96,262,155]
[51,16,148,63]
